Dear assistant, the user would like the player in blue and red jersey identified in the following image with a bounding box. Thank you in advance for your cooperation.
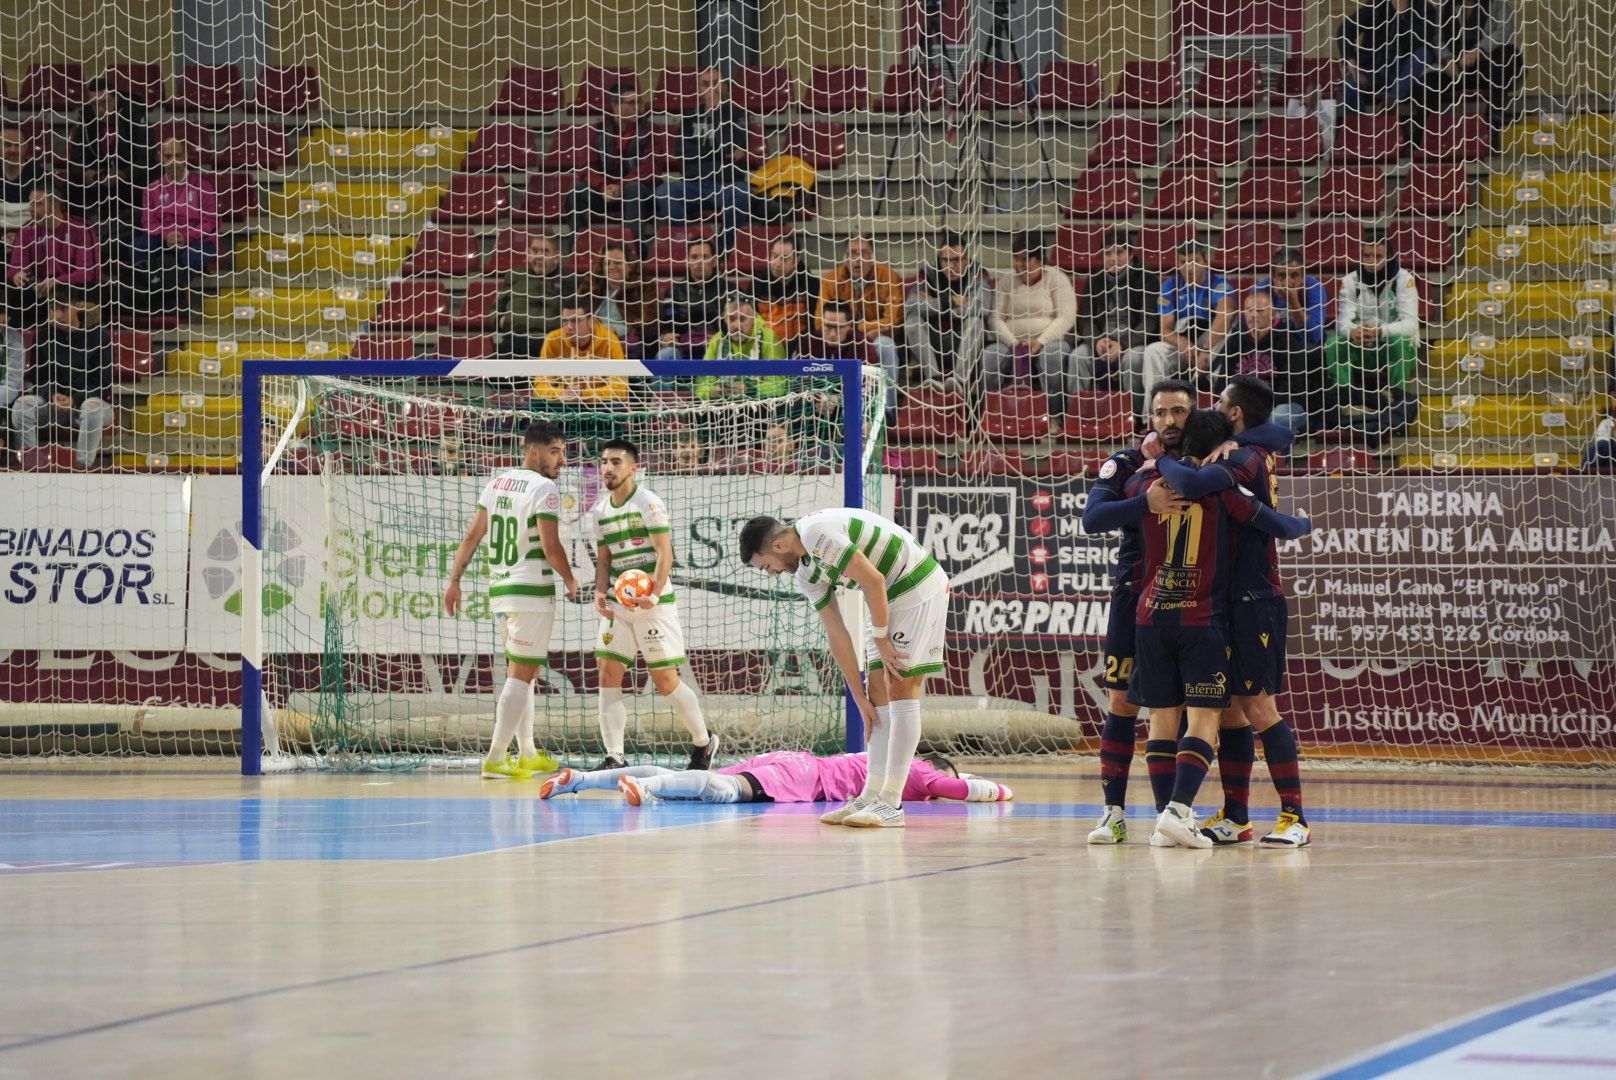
[1128,407,1314,847]
[1152,374,1311,847]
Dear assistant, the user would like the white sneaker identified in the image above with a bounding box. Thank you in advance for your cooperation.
[1087,805,1128,845]
[1200,811,1254,845]
[618,774,656,806]
[843,801,906,828]
[820,796,872,825]
[1154,803,1212,849]
[1260,812,1312,847]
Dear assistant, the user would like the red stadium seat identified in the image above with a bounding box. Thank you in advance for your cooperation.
[113,332,155,382]
[173,64,246,112]
[733,65,794,115]
[406,228,482,277]
[1035,60,1102,111]
[1138,222,1198,271]
[436,333,496,360]
[370,282,449,332]
[463,123,544,172]
[1064,391,1134,441]
[893,388,966,442]
[1050,222,1108,274]
[22,447,83,472]
[1110,60,1180,107]
[1400,162,1472,214]
[1273,57,1341,104]
[1252,116,1324,164]
[436,174,508,225]
[216,121,290,170]
[350,333,418,360]
[1169,114,1245,166]
[802,65,870,112]
[511,173,569,226]
[875,63,942,112]
[981,389,1051,440]
[1389,218,1456,271]
[1088,116,1160,167]
[448,278,502,332]
[1192,59,1263,107]
[1065,168,1142,219]
[105,63,164,106]
[1148,168,1224,218]
[541,123,597,172]
[17,63,85,111]
[1228,166,1304,219]
[885,447,941,474]
[646,226,717,277]
[1302,219,1365,274]
[1047,449,1109,476]
[1311,166,1389,216]
[1335,111,1404,163]
[727,225,789,276]
[784,122,848,170]
[572,66,638,114]
[482,228,542,273]
[969,62,1026,110]
[654,68,703,114]
[961,447,1026,475]
[1215,222,1285,273]
[492,67,562,115]
[254,65,320,113]
[1418,112,1492,160]
[1309,448,1375,473]
[153,120,218,167]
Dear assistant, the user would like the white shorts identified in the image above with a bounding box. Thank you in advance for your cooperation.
[595,601,687,669]
[497,607,556,666]
[867,576,949,680]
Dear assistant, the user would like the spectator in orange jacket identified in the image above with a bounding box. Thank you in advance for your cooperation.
[817,236,902,410]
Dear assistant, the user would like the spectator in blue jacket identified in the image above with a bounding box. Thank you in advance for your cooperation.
[1137,241,1235,421]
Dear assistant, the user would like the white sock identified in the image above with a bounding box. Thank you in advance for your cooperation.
[575,764,664,792]
[858,705,892,800]
[598,687,627,758]
[489,677,528,762]
[642,769,710,800]
[878,698,923,807]
[517,681,537,758]
[665,681,709,746]
[965,778,1010,802]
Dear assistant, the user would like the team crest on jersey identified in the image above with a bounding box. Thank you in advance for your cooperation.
[1099,459,1118,480]
[601,632,613,645]
[1245,679,1254,690]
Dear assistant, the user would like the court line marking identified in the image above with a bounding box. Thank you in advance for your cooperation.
[0,855,1025,1055]
[428,810,775,861]
[1305,966,1616,1079]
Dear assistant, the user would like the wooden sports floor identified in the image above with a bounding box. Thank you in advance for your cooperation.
[2,761,1614,1079]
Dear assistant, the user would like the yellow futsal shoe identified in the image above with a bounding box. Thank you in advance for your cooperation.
[517,751,559,774]
[481,757,534,780]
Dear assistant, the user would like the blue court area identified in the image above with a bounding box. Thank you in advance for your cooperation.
[2,797,1613,868]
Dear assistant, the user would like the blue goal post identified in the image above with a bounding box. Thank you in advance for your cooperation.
[239,357,872,775]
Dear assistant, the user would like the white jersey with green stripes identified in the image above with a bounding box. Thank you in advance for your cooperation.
[792,507,945,612]
[586,481,674,604]
[476,468,561,613]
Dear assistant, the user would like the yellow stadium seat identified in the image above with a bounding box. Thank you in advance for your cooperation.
[204,288,383,330]
[231,234,417,277]
[264,182,446,222]
[166,340,353,379]
[114,453,244,471]
[1413,394,1601,438]
[1463,225,1616,267]
[298,127,473,171]
[1428,336,1612,379]
[1397,453,1564,471]
[1447,281,1614,321]
[1485,171,1616,212]
[130,394,244,439]
[1501,114,1616,157]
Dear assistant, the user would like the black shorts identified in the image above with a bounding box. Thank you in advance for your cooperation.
[1230,597,1288,697]
[1100,587,1138,691]
[737,771,773,803]
[1126,624,1232,710]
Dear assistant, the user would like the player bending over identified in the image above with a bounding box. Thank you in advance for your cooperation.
[540,750,1012,806]
[1129,406,1315,847]
[587,439,718,771]
[444,419,580,780]
[739,508,949,828]
[1151,375,1310,847]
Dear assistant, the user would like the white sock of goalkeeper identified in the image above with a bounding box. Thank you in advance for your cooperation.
[642,770,745,802]
[598,687,628,758]
[573,764,664,791]
[878,698,923,807]
[489,677,528,762]
[665,680,708,745]
[858,704,892,800]
[517,680,537,758]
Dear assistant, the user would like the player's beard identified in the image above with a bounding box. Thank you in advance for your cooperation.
[603,470,631,492]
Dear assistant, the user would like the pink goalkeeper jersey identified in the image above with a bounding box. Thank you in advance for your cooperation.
[719,751,969,803]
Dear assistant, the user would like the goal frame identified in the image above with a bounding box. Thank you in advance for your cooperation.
[239,357,870,776]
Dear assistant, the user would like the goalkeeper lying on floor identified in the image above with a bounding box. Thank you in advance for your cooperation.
[539,750,1013,807]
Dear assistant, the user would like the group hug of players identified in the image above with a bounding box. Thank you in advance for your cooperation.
[443,371,1312,844]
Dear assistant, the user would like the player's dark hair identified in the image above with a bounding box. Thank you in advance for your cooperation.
[523,419,564,447]
[1010,231,1044,260]
[1182,408,1235,460]
[921,752,959,778]
[1148,378,1195,406]
[600,438,639,462]
[738,515,784,564]
[1223,374,1274,428]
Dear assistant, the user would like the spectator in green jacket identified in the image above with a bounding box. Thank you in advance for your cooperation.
[698,298,787,400]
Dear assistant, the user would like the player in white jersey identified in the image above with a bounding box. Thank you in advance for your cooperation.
[444,420,580,779]
[738,508,949,828]
[586,439,717,771]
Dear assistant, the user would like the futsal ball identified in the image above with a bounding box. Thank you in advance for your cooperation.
[614,569,655,605]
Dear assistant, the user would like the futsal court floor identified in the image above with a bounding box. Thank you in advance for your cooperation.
[2,761,1614,1079]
